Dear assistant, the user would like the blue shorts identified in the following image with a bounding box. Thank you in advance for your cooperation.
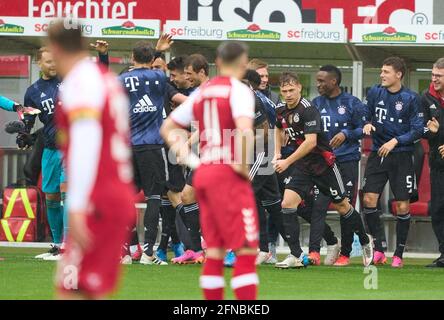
[41,148,66,194]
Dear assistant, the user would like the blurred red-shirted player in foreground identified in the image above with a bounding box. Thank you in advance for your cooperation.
[47,20,135,300]
[161,41,259,300]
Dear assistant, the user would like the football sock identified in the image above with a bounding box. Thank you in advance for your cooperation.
[363,207,384,252]
[158,199,171,251]
[200,258,224,300]
[394,213,411,258]
[256,202,269,252]
[341,207,369,256]
[281,207,303,258]
[232,255,258,300]
[143,196,161,256]
[60,192,69,241]
[339,210,354,257]
[46,199,63,245]
[177,203,202,252]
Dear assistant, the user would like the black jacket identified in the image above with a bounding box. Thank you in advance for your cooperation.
[422,89,444,171]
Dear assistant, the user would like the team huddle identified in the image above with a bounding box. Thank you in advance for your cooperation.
[2,20,444,300]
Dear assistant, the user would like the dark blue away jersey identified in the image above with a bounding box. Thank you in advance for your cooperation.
[118,68,167,146]
[24,77,61,149]
[312,92,365,162]
[363,85,423,152]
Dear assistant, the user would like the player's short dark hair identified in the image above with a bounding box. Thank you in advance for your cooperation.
[383,56,407,79]
[320,65,342,86]
[167,56,188,73]
[244,69,261,90]
[216,41,248,64]
[47,19,85,52]
[279,71,300,87]
[132,40,155,64]
[155,53,166,61]
[185,54,209,76]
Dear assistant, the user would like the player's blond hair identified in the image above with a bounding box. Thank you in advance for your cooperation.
[248,58,268,70]
[36,47,51,62]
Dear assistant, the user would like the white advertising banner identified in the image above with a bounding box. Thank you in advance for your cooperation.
[0,17,161,39]
[164,21,346,43]
[352,24,444,44]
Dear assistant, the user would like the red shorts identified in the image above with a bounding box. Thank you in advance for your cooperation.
[194,164,259,251]
[56,196,135,298]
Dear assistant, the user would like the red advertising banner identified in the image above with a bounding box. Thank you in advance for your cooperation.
[0,0,180,22]
[0,55,29,77]
[0,0,436,40]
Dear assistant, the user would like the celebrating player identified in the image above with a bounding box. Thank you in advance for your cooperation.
[156,56,196,262]
[22,47,65,260]
[311,65,366,266]
[362,57,424,268]
[118,40,168,266]
[242,69,302,266]
[273,71,374,269]
[170,54,210,264]
[47,20,135,299]
[161,41,259,300]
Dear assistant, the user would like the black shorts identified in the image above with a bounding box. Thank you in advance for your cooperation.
[252,172,281,206]
[165,161,186,193]
[132,146,168,197]
[363,151,415,201]
[185,169,194,186]
[284,163,347,204]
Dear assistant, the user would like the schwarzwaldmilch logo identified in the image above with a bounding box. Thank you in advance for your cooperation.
[102,21,155,36]
[227,24,280,40]
[0,19,24,34]
[362,26,417,43]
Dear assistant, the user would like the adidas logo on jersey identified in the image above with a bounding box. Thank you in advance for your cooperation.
[133,94,157,113]
[40,92,46,98]
[378,100,385,106]
[321,108,327,114]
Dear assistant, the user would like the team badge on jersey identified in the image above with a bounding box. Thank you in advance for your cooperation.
[293,113,300,124]
[395,101,404,111]
[337,105,346,115]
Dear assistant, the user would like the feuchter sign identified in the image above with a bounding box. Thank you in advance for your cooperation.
[0,0,437,41]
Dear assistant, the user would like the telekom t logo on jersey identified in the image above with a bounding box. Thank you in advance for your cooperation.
[41,98,55,114]
[124,76,140,92]
[375,107,387,124]
[321,116,331,132]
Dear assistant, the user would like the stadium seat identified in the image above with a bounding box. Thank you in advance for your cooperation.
[390,139,430,217]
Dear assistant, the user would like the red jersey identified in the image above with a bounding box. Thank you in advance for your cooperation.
[56,58,134,212]
[170,76,255,165]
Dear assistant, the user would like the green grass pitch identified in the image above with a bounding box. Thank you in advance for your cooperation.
[1,247,443,300]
